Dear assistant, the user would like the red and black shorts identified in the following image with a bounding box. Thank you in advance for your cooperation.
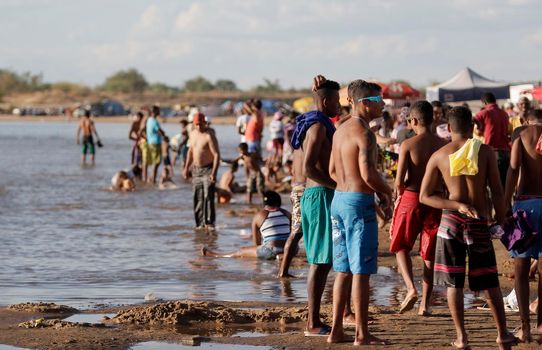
[433,210,499,291]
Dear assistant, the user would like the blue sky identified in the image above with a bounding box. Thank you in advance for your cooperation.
[1,0,540,89]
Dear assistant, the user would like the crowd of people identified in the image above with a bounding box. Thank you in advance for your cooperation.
[74,75,542,348]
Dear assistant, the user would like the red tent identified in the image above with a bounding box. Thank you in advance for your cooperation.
[532,86,542,101]
[382,82,420,99]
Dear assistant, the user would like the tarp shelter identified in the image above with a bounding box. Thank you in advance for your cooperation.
[426,67,509,102]
[531,87,542,102]
[91,99,127,116]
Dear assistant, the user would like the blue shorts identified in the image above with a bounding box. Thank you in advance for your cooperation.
[247,141,261,154]
[331,191,378,274]
[256,243,284,260]
[511,198,542,259]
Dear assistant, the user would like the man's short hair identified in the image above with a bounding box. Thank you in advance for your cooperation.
[431,100,442,108]
[410,100,434,126]
[347,80,382,102]
[238,142,248,151]
[152,105,160,115]
[448,106,472,134]
[253,100,262,110]
[179,119,188,126]
[136,111,144,119]
[526,109,542,121]
[84,109,91,118]
[314,80,341,100]
[481,92,496,104]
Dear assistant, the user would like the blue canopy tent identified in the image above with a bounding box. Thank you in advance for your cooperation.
[426,67,509,102]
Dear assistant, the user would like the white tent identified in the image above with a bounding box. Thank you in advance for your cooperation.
[426,67,509,102]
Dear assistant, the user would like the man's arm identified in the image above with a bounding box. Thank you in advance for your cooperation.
[486,148,506,224]
[394,141,409,193]
[208,133,220,182]
[183,139,194,179]
[358,130,392,198]
[251,212,264,246]
[419,155,478,218]
[303,124,336,189]
[504,136,522,209]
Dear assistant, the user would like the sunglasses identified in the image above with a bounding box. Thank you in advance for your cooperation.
[357,95,383,103]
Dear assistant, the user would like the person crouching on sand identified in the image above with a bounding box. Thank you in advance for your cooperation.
[201,191,292,260]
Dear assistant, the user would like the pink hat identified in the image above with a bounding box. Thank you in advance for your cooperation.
[273,111,283,120]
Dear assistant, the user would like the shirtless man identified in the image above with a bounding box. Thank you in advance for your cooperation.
[327,80,392,345]
[236,142,264,204]
[504,109,542,343]
[183,112,220,230]
[389,101,447,315]
[76,110,101,165]
[290,76,340,336]
[420,106,517,349]
[216,162,238,204]
[129,112,143,167]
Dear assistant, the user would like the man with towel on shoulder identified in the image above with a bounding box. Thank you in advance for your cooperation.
[420,106,517,349]
[290,75,340,336]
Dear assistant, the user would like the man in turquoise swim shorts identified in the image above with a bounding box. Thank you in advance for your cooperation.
[291,75,340,336]
[327,80,392,345]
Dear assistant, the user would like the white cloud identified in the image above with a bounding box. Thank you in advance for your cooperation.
[174,3,202,32]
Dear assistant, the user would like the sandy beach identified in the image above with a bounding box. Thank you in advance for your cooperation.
[1,222,539,350]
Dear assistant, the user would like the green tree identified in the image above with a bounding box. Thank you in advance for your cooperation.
[148,82,180,94]
[252,78,282,93]
[183,76,214,92]
[101,68,148,93]
[51,81,91,95]
[0,69,45,94]
[214,79,238,91]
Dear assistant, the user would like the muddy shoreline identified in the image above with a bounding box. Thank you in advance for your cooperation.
[1,227,540,349]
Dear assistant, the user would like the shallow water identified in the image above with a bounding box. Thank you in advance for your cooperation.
[0,345,29,350]
[62,313,116,324]
[0,120,440,310]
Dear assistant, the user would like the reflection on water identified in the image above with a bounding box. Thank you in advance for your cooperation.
[62,313,116,324]
[0,121,474,310]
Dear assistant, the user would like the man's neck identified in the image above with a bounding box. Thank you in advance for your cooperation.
[416,127,431,136]
[451,133,470,142]
[352,112,370,124]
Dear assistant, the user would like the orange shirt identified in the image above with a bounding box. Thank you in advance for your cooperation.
[245,112,263,142]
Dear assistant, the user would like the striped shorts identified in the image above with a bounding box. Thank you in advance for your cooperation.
[433,210,499,291]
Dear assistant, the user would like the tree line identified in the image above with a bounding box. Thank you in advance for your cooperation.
[0,68,309,100]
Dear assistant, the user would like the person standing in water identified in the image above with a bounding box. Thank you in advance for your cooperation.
[76,110,101,165]
[183,113,220,231]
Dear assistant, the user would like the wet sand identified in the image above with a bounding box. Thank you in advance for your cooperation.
[1,224,540,349]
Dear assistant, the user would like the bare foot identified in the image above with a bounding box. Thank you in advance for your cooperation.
[201,247,208,256]
[354,333,389,346]
[399,292,418,313]
[497,332,518,350]
[343,313,356,326]
[327,329,353,343]
[515,326,532,343]
[451,340,470,349]
[417,308,432,316]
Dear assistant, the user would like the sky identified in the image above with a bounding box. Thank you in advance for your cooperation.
[1,0,541,89]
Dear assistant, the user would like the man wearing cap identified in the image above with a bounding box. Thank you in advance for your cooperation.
[183,113,220,230]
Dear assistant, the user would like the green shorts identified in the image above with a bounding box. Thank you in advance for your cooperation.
[82,135,95,155]
[301,186,334,265]
[146,144,161,165]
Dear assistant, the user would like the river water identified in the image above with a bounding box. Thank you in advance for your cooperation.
[0,119,425,309]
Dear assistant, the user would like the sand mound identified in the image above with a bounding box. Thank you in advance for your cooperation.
[8,302,78,314]
[113,300,307,326]
[18,318,106,329]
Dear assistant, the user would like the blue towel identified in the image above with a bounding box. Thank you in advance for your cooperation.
[291,110,335,150]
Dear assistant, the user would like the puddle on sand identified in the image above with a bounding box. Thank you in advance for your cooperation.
[131,341,272,350]
[62,313,116,324]
[0,345,29,350]
[178,324,300,338]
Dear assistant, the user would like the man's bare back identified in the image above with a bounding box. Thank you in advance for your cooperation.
[512,124,542,197]
[303,123,334,189]
[291,149,306,184]
[399,133,447,191]
[331,117,378,193]
[79,118,94,137]
[426,140,500,219]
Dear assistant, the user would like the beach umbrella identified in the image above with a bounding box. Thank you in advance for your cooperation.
[382,82,420,100]
[293,97,314,113]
